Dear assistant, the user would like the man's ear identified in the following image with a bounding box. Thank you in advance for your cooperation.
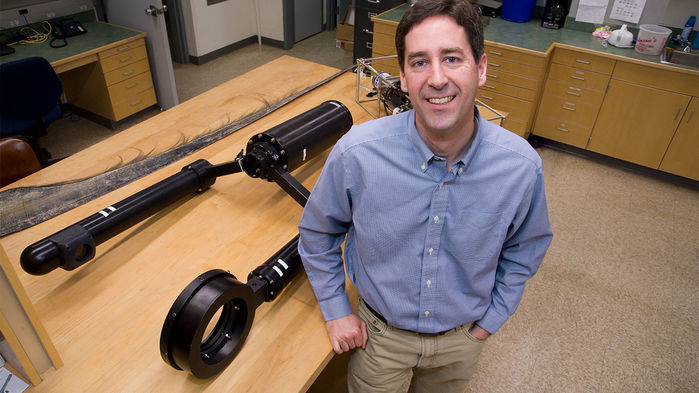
[399,69,408,93]
[477,53,487,87]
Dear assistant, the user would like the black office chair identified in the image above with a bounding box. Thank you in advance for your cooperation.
[0,56,63,165]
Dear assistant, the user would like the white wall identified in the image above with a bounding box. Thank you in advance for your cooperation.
[182,0,257,57]
[257,0,284,42]
[565,0,698,29]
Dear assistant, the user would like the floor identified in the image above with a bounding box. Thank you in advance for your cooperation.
[33,28,699,393]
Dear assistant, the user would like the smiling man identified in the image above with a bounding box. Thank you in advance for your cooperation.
[299,1,553,392]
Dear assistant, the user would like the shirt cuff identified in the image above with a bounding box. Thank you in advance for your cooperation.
[318,293,353,322]
[477,307,508,334]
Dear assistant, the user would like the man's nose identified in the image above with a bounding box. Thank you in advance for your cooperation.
[428,63,448,89]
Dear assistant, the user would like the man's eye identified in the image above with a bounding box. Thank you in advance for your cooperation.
[412,60,426,67]
[446,56,458,63]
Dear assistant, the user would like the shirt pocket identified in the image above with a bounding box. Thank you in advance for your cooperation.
[447,210,504,262]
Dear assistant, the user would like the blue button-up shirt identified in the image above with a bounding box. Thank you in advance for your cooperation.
[298,109,552,334]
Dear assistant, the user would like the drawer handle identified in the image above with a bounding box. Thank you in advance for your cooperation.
[687,108,695,123]
[120,56,133,63]
[488,50,503,56]
[130,99,143,107]
[367,0,380,3]
[483,84,496,89]
[566,91,581,97]
[368,12,377,18]
[562,106,576,111]
[486,73,498,79]
[570,75,585,81]
[122,69,136,76]
[575,59,591,64]
[674,106,683,121]
[366,42,372,49]
[126,82,138,89]
[564,101,575,107]
[556,126,570,133]
[117,45,131,52]
[362,28,373,35]
[568,86,581,91]
[490,62,501,67]
[480,95,494,100]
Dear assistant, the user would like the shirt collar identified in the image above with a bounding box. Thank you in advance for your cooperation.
[408,106,483,173]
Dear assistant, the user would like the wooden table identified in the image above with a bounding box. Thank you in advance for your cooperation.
[0,55,505,392]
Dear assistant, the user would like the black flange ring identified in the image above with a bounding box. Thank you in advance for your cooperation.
[160,269,262,378]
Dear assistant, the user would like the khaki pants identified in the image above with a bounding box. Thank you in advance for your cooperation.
[348,300,486,393]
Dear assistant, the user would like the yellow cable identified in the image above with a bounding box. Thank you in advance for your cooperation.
[16,21,53,45]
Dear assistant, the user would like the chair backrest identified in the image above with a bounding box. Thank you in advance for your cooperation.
[0,137,42,187]
[0,56,63,121]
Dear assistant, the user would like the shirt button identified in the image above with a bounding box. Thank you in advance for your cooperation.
[434,216,439,223]
[458,168,463,173]
[438,183,443,188]
[426,280,432,287]
[421,163,426,170]
[424,311,430,317]
[428,247,434,255]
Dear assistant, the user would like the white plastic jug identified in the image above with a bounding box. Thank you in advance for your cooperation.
[609,24,634,47]
[635,24,672,55]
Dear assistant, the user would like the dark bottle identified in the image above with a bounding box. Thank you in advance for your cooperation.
[542,0,569,30]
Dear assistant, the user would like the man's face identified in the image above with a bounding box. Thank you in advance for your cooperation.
[399,15,487,138]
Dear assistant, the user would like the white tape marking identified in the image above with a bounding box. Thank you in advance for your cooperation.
[303,148,307,161]
[277,259,288,269]
[273,266,284,277]
[98,210,109,217]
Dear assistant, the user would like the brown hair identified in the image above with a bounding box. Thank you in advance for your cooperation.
[395,0,484,70]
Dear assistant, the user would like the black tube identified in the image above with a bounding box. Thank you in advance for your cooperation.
[247,235,302,302]
[20,160,216,275]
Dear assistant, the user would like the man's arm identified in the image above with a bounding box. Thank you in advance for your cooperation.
[477,166,553,334]
[298,143,368,353]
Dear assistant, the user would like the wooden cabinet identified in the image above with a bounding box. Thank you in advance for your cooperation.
[370,12,401,76]
[533,47,613,148]
[587,62,698,170]
[659,97,699,180]
[477,43,546,138]
[59,38,156,122]
[354,0,405,63]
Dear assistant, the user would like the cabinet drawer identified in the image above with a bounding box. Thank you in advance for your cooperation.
[538,94,601,128]
[533,115,593,149]
[477,90,533,121]
[480,79,536,101]
[108,71,153,103]
[113,88,156,120]
[99,39,145,60]
[103,59,151,86]
[487,57,543,79]
[357,0,402,10]
[368,54,400,75]
[502,117,528,137]
[612,61,699,97]
[485,68,539,91]
[552,48,615,74]
[372,35,395,55]
[543,78,605,107]
[100,45,148,74]
[484,44,545,68]
[373,21,398,36]
[547,63,610,91]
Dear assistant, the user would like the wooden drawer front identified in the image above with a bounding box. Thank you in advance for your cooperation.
[373,21,398,36]
[552,48,615,74]
[368,55,400,76]
[108,71,154,103]
[502,117,527,137]
[100,45,148,74]
[477,90,533,121]
[613,61,699,97]
[104,59,151,86]
[113,88,156,120]
[533,115,593,149]
[547,63,610,91]
[484,44,545,68]
[538,94,600,128]
[99,39,145,60]
[543,78,605,107]
[480,79,536,101]
[487,57,542,79]
[372,37,395,56]
[485,68,539,91]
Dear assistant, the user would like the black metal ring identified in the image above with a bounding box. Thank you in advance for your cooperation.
[160,269,260,378]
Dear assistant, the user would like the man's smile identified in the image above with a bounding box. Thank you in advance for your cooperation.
[427,95,455,104]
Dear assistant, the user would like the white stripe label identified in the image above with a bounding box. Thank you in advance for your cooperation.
[277,259,288,269]
[273,266,284,277]
[98,211,109,217]
[99,206,117,217]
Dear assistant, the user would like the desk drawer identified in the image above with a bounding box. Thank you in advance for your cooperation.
[108,71,153,102]
[99,39,145,60]
[538,94,600,128]
[477,89,534,120]
[484,44,545,68]
[552,48,615,74]
[543,78,605,107]
[480,79,537,101]
[485,68,539,91]
[113,88,156,120]
[104,59,151,86]
[487,57,542,79]
[533,115,593,149]
[547,63,610,91]
[100,45,148,74]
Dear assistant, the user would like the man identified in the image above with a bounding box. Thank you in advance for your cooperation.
[299,1,553,391]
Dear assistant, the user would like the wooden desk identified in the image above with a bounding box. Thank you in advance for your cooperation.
[0,18,156,124]
[0,55,506,392]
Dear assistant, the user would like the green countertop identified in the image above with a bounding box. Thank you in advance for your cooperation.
[0,19,142,66]
[376,4,697,72]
